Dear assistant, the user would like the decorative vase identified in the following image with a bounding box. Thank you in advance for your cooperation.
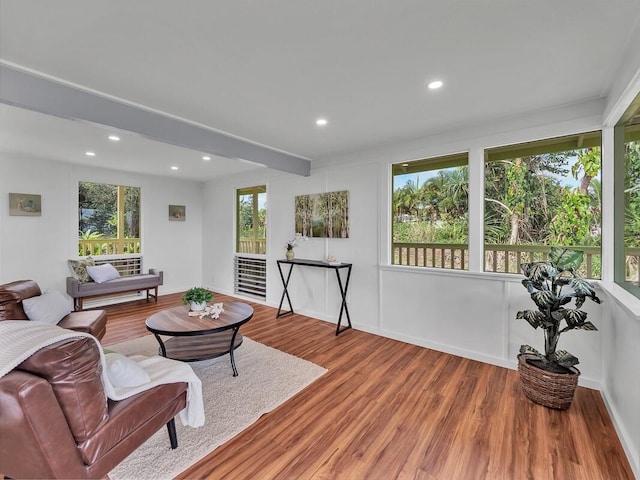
[190,301,207,312]
[286,249,295,261]
[517,354,580,410]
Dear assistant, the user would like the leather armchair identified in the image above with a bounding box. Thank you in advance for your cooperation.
[0,336,188,479]
[0,280,107,340]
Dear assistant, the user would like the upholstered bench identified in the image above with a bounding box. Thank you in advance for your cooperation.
[0,280,107,340]
[67,269,163,311]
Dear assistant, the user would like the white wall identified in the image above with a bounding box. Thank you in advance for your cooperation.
[0,154,205,297]
[602,294,640,475]
[202,98,638,476]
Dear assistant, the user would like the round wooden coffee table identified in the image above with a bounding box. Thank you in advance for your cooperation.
[145,301,253,376]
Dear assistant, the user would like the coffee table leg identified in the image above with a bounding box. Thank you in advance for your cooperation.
[152,333,167,357]
[229,327,241,377]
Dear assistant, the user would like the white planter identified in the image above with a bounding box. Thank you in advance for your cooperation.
[190,301,207,312]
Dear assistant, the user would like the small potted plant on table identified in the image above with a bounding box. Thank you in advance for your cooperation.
[516,247,601,409]
[182,287,213,312]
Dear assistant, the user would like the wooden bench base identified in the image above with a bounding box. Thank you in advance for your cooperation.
[74,286,159,311]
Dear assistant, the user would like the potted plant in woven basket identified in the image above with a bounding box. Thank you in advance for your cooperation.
[516,247,601,409]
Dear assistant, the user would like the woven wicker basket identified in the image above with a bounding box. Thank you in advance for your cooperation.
[517,354,580,410]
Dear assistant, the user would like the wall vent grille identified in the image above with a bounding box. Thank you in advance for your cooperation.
[94,255,142,276]
[234,256,266,300]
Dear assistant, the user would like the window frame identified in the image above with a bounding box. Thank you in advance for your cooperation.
[78,181,141,257]
[236,185,267,255]
[483,131,603,278]
[614,106,640,298]
[391,152,469,271]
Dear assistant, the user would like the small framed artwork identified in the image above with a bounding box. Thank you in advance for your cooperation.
[169,205,186,221]
[9,193,42,216]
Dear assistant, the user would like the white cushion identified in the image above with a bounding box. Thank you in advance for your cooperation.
[86,263,120,283]
[104,352,151,388]
[22,289,72,325]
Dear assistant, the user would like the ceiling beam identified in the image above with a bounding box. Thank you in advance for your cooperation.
[0,64,311,176]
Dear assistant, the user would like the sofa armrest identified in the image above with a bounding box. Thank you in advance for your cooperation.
[66,276,81,298]
[0,371,87,479]
[149,269,164,285]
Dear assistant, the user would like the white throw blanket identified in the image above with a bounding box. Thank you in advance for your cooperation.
[0,320,204,427]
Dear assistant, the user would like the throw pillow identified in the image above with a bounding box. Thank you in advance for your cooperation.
[68,256,95,283]
[104,353,151,388]
[23,288,72,325]
[86,263,120,283]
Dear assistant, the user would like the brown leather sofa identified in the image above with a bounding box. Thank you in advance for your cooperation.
[0,335,188,479]
[0,280,107,340]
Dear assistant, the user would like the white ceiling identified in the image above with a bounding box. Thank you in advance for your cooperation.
[1,1,640,181]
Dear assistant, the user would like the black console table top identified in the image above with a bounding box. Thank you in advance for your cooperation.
[276,258,353,335]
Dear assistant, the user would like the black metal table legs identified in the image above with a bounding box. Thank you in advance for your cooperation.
[276,262,295,317]
[334,266,352,335]
[276,261,353,335]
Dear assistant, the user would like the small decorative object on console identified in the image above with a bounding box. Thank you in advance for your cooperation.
[326,255,341,265]
[286,233,308,260]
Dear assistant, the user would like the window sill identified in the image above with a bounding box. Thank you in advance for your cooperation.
[596,281,640,321]
[380,264,524,283]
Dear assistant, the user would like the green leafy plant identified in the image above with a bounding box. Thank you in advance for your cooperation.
[517,247,601,373]
[182,287,213,306]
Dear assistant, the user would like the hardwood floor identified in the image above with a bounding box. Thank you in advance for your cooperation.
[101,293,635,480]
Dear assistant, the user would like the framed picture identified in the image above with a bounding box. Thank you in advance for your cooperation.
[9,193,42,216]
[295,190,349,238]
[169,204,186,221]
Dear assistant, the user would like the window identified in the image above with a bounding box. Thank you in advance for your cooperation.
[78,182,140,256]
[391,153,469,269]
[614,92,640,297]
[484,132,602,277]
[236,185,266,254]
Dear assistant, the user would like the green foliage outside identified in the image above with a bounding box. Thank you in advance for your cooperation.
[238,193,266,239]
[79,182,140,239]
[393,167,469,243]
[78,182,140,255]
[625,141,640,248]
[392,147,607,276]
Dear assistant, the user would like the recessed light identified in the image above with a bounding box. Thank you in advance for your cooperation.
[428,80,443,90]
[316,118,328,126]
[170,166,179,171]
[402,163,409,167]
[85,151,96,157]
[202,156,211,161]
[108,135,120,142]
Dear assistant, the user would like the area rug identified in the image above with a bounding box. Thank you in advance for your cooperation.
[107,335,327,480]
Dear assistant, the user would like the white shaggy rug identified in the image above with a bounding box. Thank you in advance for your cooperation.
[108,335,327,480]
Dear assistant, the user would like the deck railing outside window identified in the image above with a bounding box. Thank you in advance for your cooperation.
[79,238,141,256]
[392,242,640,283]
[238,238,266,255]
[392,242,469,270]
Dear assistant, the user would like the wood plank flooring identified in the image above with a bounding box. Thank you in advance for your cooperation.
[100,293,634,480]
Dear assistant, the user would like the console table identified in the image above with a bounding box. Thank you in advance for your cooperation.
[276,258,353,335]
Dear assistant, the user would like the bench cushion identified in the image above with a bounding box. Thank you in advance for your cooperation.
[74,273,160,296]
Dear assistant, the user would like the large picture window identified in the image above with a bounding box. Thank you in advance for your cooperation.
[392,153,469,270]
[237,185,267,254]
[615,93,640,297]
[484,132,602,277]
[78,182,140,256]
